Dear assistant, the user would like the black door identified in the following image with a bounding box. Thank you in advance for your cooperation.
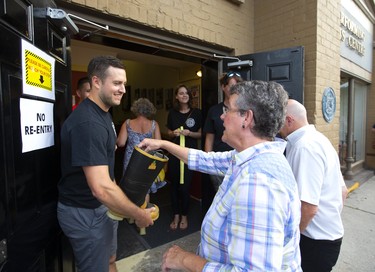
[200,46,304,213]
[0,0,75,271]
[223,46,304,103]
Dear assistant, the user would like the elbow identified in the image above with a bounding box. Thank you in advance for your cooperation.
[116,140,124,147]
[91,186,107,202]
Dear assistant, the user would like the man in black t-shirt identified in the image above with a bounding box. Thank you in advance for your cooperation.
[203,72,243,191]
[57,56,154,272]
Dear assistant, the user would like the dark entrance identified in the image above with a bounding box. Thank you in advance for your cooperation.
[0,0,75,271]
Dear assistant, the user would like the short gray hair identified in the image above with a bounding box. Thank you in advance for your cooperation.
[131,98,156,118]
[230,80,289,139]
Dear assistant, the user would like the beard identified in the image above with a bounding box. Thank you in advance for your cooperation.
[99,92,122,108]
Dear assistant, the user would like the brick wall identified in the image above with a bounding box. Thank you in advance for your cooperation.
[68,0,255,54]
[253,0,341,149]
[66,0,350,150]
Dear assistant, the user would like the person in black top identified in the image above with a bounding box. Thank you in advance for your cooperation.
[203,72,243,191]
[166,84,202,230]
[57,56,154,272]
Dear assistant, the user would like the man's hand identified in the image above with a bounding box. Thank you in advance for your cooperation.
[134,207,155,228]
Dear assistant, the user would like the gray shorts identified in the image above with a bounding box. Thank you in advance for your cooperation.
[57,202,118,272]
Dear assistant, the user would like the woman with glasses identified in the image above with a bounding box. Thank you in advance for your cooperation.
[139,80,302,271]
[166,84,202,230]
[203,72,243,193]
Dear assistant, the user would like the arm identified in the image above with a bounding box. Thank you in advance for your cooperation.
[161,245,207,272]
[204,133,214,152]
[83,165,154,228]
[116,120,128,147]
[342,185,348,204]
[138,138,189,164]
[154,122,162,140]
[300,201,318,231]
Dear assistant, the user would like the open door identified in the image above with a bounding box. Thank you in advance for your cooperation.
[200,46,304,214]
[0,0,76,271]
[223,46,304,103]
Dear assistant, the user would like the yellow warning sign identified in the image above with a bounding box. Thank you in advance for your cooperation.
[148,161,157,170]
[25,50,52,91]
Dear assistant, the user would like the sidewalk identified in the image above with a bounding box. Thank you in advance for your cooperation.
[333,175,375,272]
[116,174,375,272]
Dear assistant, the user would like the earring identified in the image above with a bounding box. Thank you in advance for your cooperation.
[242,124,245,129]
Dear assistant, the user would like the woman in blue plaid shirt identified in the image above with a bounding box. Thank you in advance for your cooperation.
[139,80,302,271]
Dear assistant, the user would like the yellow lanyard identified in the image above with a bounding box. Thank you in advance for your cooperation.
[179,126,185,184]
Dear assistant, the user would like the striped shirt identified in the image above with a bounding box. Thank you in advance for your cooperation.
[188,140,302,271]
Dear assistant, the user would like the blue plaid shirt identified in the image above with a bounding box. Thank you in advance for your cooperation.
[189,140,301,271]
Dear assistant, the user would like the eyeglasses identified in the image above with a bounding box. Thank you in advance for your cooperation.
[223,106,241,115]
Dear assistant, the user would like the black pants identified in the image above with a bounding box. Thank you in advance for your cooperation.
[300,234,343,272]
[168,155,193,216]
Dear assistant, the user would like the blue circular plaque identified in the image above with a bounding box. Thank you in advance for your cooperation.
[322,87,336,123]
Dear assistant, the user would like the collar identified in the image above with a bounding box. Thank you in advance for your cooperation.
[233,138,287,166]
[286,124,316,145]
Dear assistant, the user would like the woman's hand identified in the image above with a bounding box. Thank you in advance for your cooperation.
[138,138,163,152]
[161,245,208,272]
[172,128,182,137]
[161,245,187,271]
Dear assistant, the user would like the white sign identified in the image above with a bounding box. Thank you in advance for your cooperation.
[21,39,56,100]
[20,98,54,153]
[340,0,373,72]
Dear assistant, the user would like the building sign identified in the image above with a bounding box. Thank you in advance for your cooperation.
[20,98,54,153]
[21,39,55,100]
[340,12,365,55]
[340,0,373,72]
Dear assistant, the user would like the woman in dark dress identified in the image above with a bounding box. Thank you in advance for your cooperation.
[166,84,202,230]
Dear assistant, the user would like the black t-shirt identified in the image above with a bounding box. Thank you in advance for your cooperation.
[203,102,232,152]
[58,99,117,208]
[167,108,202,149]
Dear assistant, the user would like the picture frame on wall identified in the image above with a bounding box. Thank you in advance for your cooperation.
[155,88,164,109]
[141,88,147,98]
[121,86,131,111]
[148,88,155,104]
[165,88,174,110]
[190,85,200,109]
[134,88,140,101]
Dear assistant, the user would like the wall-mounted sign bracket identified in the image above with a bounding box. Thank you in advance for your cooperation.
[67,13,109,39]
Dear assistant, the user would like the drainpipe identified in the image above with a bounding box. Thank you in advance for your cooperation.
[344,78,354,179]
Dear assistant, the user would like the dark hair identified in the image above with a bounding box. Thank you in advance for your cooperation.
[219,71,243,86]
[131,98,156,118]
[230,80,289,139]
[77,76,90,90]
[87,56,125,82]
[173,84,193,110]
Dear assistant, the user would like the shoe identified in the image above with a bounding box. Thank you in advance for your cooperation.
[179,216,188,230]
[170,215,179,230]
